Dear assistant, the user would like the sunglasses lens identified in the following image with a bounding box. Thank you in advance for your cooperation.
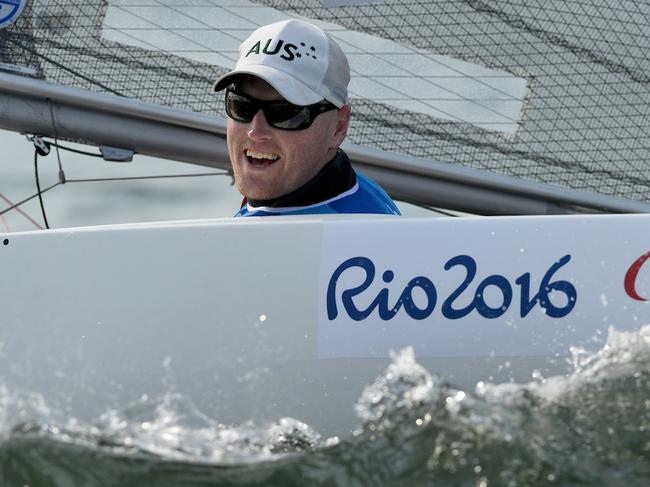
[266,104,311,130]
[225,90,335,130]
[225,92,257,122]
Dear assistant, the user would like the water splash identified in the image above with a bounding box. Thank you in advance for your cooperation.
[0,325,649,486]
[95,392,323,463]
[354,347,440,427]
[343,324,650,486]
[0,384,53,438]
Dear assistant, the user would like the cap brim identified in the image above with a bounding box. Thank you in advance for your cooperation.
[212,65,324,106]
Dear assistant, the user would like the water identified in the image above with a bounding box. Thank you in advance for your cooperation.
[0,325,648,486]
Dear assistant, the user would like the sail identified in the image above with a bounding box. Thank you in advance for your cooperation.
[1,0,649,214]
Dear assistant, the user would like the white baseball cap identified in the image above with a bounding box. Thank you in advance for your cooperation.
[213,19,350,108]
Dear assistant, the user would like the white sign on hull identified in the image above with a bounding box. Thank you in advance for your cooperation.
[319,216,649,358]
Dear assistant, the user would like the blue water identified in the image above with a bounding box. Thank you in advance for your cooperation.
[0,325,648,486]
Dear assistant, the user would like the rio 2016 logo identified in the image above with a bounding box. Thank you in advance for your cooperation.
[0,0,26,29]
[327,254,577,322]
[624,251,650,302]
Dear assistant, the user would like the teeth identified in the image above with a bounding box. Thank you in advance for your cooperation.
[246,149,279,161]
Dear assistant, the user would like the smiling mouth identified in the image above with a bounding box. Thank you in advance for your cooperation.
[245,149,280,166]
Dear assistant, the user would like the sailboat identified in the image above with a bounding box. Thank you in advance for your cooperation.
[1,0,648,435]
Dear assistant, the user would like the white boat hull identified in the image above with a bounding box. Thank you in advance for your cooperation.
[1,214,648,435]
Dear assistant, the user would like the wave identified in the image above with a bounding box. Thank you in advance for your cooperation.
[0,325,649,486]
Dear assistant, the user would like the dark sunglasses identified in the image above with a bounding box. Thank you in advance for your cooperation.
[225,88,338,131]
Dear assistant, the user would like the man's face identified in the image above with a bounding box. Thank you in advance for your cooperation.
[226,76,350,200]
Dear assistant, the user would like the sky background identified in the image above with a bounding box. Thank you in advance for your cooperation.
[0,127,243,233]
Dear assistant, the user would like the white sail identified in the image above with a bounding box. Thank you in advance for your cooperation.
[2,0,650,213]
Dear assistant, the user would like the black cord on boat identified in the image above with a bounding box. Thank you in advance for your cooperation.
[34,149,50,229]
[47,142,103,158]
[26,135,103,158]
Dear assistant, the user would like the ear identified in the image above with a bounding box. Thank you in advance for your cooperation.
[330,105,351,149]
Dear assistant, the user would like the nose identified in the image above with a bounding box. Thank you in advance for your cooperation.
[247,110,272,141]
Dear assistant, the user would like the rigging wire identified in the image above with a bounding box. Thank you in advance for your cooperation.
[3,134,234,228]
[43,136,233,182]
[0,183,61,219]
[28,136,232,181]
[0,192,45,229]
[65,171,233,184]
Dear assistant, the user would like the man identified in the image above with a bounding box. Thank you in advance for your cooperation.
[213,19,401,217]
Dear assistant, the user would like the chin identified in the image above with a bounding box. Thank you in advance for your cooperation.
[242,186,276,201]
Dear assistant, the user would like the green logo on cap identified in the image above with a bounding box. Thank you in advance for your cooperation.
[246,39,308,62]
